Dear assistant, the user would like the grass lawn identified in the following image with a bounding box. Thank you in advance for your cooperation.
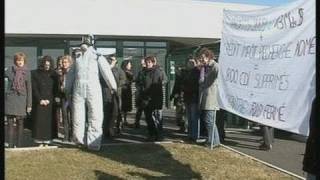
[5,143,298,180]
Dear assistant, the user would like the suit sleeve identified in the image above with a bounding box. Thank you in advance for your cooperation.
[203,63,219,88]
[97,55,117,91]
[31,71,41,103]
[26,71,32,108]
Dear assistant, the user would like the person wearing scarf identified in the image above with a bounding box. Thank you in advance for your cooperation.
[5,52,32,148]
[198,48,220,149]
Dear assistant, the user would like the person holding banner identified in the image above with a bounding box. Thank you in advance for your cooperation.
[303,97,320,179]
[198,48,220,148]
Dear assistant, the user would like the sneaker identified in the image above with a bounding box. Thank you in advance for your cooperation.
[88,145,100,151]
[259,143,272,151]
[204,143,220,149]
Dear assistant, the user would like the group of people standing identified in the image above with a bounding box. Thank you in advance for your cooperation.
[170,47,221,148]
[4,35,170,150]
[4,36,139,150]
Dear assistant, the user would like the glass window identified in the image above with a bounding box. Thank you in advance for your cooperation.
[5,46,38,70]
[123,41,144,47]
[95,41,116,46]
[123,48,144,77]
[146,42,167,47]
[69,40,82,46]
[96,48,116,56]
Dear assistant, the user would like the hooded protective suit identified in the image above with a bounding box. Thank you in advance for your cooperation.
[72,45,117,150]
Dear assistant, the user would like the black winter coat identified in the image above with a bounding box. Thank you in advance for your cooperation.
[121,70,133,112]
[101,67,126,103]
[182,67,200,105]
[141,67,163,110]
[303,97,320,177]
[31,69,58,141]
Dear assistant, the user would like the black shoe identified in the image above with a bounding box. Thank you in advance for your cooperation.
[123,121,129,126]
[135,123,140,129]
[178,127,186,133]
[155,135,164,142]
[146,136,156,142]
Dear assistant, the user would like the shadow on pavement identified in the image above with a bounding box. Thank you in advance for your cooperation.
[87,143,202,179]
[94,170,124,180]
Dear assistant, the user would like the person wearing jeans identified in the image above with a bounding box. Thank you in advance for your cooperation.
[185,103,200,140]
[198,47,220,149]
[182,56,201,141]
[201,110,220,147]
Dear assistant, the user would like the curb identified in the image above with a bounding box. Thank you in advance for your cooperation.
[101,140,184,146]
[220,144,305,180]
[5,146,59,151]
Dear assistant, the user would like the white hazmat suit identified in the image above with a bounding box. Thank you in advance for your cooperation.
[72,45,117,150]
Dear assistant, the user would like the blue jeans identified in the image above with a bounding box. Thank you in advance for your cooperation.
[201,110,220,146]
[306,173,317,180]
[185,103,200,140]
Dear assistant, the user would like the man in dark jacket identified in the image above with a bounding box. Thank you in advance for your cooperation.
[170,66,187,132]
[141,56,163,141]
[303,97,320,179]
[151,57,167,132]
[101,54,126,137]
[134,58,146,128]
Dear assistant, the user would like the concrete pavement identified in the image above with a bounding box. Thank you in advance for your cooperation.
[15,109,307,178]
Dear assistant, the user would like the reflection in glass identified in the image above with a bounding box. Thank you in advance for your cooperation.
[123,41,144,47]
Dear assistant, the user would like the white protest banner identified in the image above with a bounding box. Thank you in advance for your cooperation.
[217,0,315,136]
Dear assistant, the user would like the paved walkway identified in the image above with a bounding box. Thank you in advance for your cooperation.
[18,109,307,178]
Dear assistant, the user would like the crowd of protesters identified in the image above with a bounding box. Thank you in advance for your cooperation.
[170,48,221,148]
[3,46,243,149]
[3,42,319,178]
[3,36,169,149]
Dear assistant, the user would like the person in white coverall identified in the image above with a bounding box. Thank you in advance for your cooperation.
[72,35,117,151]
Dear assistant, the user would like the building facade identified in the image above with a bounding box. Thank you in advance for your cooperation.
[5,0,266,109]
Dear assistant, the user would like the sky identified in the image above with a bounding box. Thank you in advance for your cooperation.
[197,0,298,6]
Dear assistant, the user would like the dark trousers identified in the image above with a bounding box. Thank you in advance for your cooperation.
[103,94,122,137]
[175,104,185,131]
[144,107,162,139]
[62,100,72,141]
[261,125,274,146]
[135,107,144,125]
[199,113,208,137]
[216,110,226,143]
[5,115,25,148]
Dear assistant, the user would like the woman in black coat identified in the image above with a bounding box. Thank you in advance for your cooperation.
[140,56,163,141]
[121,60,133,125]
[31,55,58,147]
[5,52,32,148]
[303,97,320,179]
